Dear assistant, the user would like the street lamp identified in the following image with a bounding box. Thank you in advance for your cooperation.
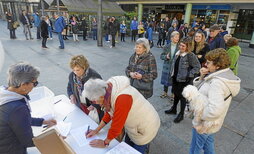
[97,0,103,47]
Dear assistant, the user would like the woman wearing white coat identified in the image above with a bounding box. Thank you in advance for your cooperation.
[182,48,241,154]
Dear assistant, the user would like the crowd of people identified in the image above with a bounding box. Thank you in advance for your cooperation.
[2,11,243,154]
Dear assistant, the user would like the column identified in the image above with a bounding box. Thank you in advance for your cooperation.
[184,3,192,25]
[249,31,254,48]
[138,3,143,22]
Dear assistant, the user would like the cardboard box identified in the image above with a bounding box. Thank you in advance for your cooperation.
[32,129,75,154]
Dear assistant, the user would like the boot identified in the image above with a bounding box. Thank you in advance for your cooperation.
[165,107,177,114]
[174,113,184,123]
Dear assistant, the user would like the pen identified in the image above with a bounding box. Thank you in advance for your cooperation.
[43,125,48,128]
[86,125,90,138]
[42,126,49,132]
[54,99,62,104]
[63,116,67,121]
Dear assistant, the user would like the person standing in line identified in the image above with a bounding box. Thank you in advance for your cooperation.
[71,16,79,42]
[6,12,17,39]
[108,17,118,48]
[166,22,178,44]
[92,18,97,40]
[54,14,66,49]
[19,10,33,40]
[62,12,69,40]
[126,38,158,99]
[147,24,153,48]
[160,31,180,99]
[182,48,240,154]
[40,16,49,48]
[164,38,200,123]
[226,37,242,75]
[157,24,165,48]
[130,17,138,42]
[138,21,145,38]
[32,11,41,39]
[220,25,228,38]
[45,15,53,40]
[207,25,225,50]
[81,16,88,41]
[120,20,127,42]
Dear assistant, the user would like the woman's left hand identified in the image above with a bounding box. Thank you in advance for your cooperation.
[89,139,106,148]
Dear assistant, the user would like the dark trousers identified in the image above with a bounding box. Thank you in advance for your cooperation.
[111,34,116,47]
[83,29,87,40]
[138,33,143,38]
[131,30,138,41]
[120,33,125,41]
[42,37,47,47]
[37,27,41,39]
[157,39,162,46]
[171,77,188,115]
[164,85,168,93]
[9,29,16,38]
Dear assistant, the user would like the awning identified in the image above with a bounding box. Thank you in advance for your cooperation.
[49,0,125,15]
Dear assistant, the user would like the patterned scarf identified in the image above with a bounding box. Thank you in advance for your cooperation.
[102,82,112,112]
[73,75,83,97]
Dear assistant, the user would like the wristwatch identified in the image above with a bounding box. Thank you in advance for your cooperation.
[104,140,109,147]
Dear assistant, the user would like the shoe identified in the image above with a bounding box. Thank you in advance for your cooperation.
[66,38,69,40]
[165,107,177,114]
[83,39,87,41]
[174,114,184,123]
[59,46,64,49]
[109,46,113,48]
[42,46,48,49]
[160,92,169,99]
[30,38,34,40]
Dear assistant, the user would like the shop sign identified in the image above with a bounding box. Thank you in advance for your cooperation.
[165,5,184,11]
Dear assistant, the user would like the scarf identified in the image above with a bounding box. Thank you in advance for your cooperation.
[102,82,112,112]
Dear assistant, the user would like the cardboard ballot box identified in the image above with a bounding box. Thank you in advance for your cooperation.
[33,129,75,154]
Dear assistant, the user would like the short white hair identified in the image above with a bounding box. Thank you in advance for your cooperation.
[171,31,180,39]
[82,78,108,101]
[135,38,150,53]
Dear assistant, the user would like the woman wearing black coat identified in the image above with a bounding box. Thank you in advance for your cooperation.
[40,16,49,48]
[6,12,16,39]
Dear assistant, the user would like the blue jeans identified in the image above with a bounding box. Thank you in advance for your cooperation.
[92,29,97,40]
[125,134,147,154]
[190,128,215,154]
[48,26,52,38]
[57,32,64,48]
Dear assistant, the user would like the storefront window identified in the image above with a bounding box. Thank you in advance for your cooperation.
[217,10,230,25]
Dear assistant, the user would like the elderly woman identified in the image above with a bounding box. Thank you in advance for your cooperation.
[164,38,201,123]
[191,31,210,66]
[125,38,157,99]
[84,76,160,154]
[160,31,180,99]
[0,62,56,153]
[182,48,241,154]
[67,55,103,123]
[226,37,241,75]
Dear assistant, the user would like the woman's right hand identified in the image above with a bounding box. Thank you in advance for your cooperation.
[70,95,76,104]
[86,129,98,138]
[166,53,170,59]
[200,67,209,77]
[130,72,136,79]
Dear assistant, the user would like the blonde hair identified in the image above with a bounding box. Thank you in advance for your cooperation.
[191,31,206,54]
[69,55,89,70]
[224,34,232,43]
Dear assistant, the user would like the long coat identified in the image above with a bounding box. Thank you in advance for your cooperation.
[40,20,48,38]
[125,52,158,99]
[227,45,241,75]
[6,14,14,30]
[160,43,178,86]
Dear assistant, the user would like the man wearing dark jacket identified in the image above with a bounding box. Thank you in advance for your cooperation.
[81,17,88,41]
[19,10,33,40]
[207,25,226,50]
[108,16,118,48]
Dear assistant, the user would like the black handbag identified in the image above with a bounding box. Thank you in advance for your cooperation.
[131,79,153,91]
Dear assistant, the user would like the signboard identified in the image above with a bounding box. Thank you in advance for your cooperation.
[165,5,184,11]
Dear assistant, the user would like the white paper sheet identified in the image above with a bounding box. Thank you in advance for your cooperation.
[56,121,72,137]
[106,142,141,154]
[53,100,75,116]
[70,125,98,147]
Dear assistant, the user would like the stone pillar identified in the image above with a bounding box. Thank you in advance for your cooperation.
[184,3,192,25]
[138,3,143,22]
[249,31,254,48]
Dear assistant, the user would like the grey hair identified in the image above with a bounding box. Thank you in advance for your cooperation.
[135,38,150,53]
[7,62,40,87]
[171,31,180,39]
[82,78,108,101]
[41,16,46,21]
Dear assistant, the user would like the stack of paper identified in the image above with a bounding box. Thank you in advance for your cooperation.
[70,125,98,147]
[56,121,72,137]
[106,142,141,154]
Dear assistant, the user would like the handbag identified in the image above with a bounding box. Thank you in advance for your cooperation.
[132,79,153,91]
[13,21,20,29]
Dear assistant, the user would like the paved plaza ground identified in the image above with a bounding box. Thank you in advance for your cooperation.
[0,20,254,154]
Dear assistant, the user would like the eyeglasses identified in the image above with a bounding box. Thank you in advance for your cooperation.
[31,81,39,87]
